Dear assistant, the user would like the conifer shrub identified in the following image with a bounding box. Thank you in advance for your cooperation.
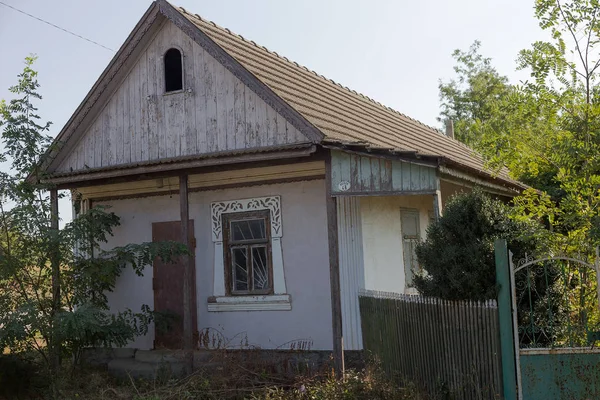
[413,188,543,300]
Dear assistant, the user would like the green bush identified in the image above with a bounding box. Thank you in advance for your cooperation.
[413,188,544,301]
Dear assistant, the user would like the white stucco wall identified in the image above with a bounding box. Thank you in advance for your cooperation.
[101,179,332,350]
[360,195,434,293]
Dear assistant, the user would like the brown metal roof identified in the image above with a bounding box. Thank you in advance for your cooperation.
[174,5,519,187]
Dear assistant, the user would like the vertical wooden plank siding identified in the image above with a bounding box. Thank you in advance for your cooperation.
[194,46,208,154]
[55,20,309,173]
[84,122,94,169]
[224,66,235,151]
[215,55,227,152]
[108,98,117,166]
[370,158,381,191]
[204,44,217,153]
[381,160,392,191]
[330,150,437,195]
[245,84,256,148]
[114,89,123,165]
[233,78,245,149]
[182,32,196,156]
[155,28,167,160]
[92,122,101,169]
[275,113,286,146]
[391,158,404,191]
[128,63,138,162]
[359,291,503,399]
[337,196,365,350]
[101,112,109,167]
[138,47,148,162]
[254,91,265,148]
[147,31,159,161]
[265,103,275,146]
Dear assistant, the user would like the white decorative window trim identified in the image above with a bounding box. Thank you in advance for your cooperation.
[210,196,287,301]
[208,294,291,312]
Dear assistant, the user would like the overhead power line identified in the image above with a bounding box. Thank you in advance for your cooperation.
[0,1,115,52]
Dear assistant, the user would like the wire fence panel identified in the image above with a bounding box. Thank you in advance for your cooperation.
[359,290,502,399]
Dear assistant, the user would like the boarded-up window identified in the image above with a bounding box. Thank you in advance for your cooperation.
[223,210,273,295]
[164,48,183,92]
[401,209,421,287]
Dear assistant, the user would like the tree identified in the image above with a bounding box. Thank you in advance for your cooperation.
[438,42,561,197]
[439,1,600,253]
[435,1,600,348]
[438,41,511,147]
[0,56,186,393]
[413,188,545,300]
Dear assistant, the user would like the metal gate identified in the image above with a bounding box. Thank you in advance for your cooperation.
[508,247,600,399]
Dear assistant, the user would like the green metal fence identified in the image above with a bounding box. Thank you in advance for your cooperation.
[359,290,502,399]
[507,248,600,399]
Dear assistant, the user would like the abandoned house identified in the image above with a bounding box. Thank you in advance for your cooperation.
[38,0,525,371]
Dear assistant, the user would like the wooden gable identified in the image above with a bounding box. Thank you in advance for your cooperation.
[54,20,310,174]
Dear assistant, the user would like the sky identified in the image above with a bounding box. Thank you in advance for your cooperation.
[0,0,545,220]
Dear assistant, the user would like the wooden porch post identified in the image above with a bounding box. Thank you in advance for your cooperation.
[179,174,194,374]
[325,153,344,376]
[49,188,61,373]
[433,175,443,220]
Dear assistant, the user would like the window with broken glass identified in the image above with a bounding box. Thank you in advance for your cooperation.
[223,210,272,295]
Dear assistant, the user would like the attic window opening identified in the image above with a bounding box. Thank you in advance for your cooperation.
[164,48,183,92]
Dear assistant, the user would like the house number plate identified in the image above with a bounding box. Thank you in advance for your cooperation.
[338,181,351,192]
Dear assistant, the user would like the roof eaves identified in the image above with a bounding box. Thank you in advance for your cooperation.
[321,140,441,167]
[440,159,527,192]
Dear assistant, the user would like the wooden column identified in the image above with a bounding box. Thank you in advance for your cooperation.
[179,174,193,374]
[433,175,443,221]
[49,188,60,373]
[433,190,443,220]
[326,153,344,376]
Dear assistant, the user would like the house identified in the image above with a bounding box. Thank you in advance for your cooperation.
[39,0,525,369]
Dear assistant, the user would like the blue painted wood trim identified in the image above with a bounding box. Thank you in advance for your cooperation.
[330,150,437,195]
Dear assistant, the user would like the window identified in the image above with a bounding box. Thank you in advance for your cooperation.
[401,209,421,287]
[223,211,272,295]
[164,48,183,92]
[209,196,289,311]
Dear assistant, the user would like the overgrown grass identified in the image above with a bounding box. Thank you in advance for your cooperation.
[0,352,428,400]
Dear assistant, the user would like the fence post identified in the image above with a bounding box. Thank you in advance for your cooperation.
[495,239,517,400]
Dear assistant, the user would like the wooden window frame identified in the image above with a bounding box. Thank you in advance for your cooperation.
[400,208,421,288]
[222,210,273,296]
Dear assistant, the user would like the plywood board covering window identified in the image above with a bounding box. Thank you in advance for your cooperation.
[401,209,421,288]
[223,210,273,295]
[209,196,290,311]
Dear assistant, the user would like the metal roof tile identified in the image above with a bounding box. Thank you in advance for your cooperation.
[178,8,515,183]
